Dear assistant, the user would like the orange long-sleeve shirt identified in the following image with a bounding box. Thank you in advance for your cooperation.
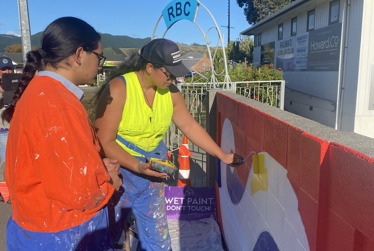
[5,73,114,232]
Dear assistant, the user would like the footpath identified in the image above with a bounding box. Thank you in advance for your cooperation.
[0,189,225,251]
[0,202,11,251]
[119,185,225,251]
[0,155,226,251]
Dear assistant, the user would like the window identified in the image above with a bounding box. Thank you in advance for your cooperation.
[291,17,297,36]
[329,0,339,24]
[254,33,262,47]
[258,33,262,46]
[307,10,315,31]
[278,24,283,40]
[254,35,258,47]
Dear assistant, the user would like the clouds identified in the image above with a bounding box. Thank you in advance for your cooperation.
[0,19,20,36]
[3,32,21,37]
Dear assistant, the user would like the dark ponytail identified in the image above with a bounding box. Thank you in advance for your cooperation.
[1,49,44,123]
[2,16,101,123]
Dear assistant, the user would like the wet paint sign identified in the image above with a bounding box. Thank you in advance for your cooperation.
[165,186,216,220]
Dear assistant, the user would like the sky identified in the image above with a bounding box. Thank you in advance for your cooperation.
[0,0,250,46]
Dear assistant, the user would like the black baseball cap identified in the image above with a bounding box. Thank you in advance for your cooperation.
[139,38,189,77]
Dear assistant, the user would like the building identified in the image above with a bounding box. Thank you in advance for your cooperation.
[1,52,127,85]
[2,51,209,85]
[182,52,211,73]
[241,0,374,138]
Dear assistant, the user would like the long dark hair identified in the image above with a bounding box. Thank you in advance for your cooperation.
[95,52,146,101]
[2,16,101,123]
[94,50,166,101]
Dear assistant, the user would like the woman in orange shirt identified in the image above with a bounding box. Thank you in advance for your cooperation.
[3,17,121,251]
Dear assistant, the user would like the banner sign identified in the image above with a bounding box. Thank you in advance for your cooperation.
[165,186,216,220]
[162,0,198,29]
[275,22,342,71]
[307,22,342,71]
[276,33,308,71]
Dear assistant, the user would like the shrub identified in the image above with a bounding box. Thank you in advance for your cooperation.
[185,63,283,83]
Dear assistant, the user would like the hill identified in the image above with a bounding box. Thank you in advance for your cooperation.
[0,33,207,55]
[0,33,152,52]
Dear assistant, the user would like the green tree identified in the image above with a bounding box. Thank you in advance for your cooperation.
[237,0,293,25]
[227,36,253,63]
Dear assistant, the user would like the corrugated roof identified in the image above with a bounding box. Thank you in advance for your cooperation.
[182,52,203,70]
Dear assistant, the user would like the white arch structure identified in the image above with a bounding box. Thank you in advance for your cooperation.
[152,0,232,89]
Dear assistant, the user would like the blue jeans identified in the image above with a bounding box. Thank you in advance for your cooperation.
[7,207,113,251]
[110,141,171,251]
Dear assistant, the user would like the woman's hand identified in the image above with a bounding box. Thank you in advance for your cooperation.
[136,162,169,179]
[222,152,245,167]
[103,158,120,174]
[103,158,122,190]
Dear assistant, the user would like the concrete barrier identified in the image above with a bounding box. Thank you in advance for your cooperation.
[212,91,374,251]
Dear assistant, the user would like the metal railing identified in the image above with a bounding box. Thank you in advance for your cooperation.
[163,80,285,186]
[165,80,285,152]
[233,80,285,110]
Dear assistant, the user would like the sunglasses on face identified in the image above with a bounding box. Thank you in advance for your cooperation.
[159,68,176,80]
[0,67,13,71]
[90,51,106,67]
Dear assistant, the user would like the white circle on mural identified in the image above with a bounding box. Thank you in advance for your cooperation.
[218,118,310,251]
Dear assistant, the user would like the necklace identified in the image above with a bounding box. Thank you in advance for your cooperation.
[138,72,154,121]
[141,86,154,122]
[141,87,153,110]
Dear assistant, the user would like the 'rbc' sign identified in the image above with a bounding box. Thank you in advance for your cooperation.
[162,0,198,29]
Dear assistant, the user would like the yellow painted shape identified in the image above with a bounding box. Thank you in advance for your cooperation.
[250,153,268,195]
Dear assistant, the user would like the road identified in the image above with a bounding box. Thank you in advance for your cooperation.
[0,202,11,251]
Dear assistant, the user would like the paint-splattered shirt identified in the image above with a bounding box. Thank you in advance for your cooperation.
[5,72,114,232]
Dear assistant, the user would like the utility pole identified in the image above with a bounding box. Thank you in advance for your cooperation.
[228,0,231,44]
[18,0,32,63]
[221,0,234,45]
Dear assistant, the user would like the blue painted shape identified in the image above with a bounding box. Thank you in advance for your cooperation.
[226,166,246,204]
[162,0,198,29]
[253,231,279,251]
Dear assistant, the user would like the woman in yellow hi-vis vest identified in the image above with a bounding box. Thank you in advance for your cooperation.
[95,38,243,251]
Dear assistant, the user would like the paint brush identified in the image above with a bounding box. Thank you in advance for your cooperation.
[229,151,256,167]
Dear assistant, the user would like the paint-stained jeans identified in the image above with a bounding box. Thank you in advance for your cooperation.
[110,142,171,251]
[6,207,113,251]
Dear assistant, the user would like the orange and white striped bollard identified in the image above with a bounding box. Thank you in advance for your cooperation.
[177,136,192,186]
